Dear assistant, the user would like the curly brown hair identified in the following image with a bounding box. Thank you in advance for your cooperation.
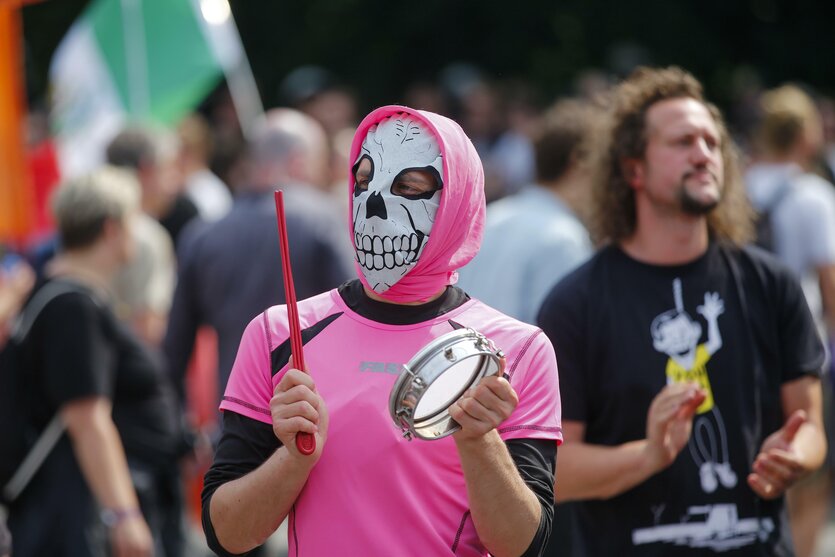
[589,66,754,246]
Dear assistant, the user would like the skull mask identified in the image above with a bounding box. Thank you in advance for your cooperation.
[352,115,443,293]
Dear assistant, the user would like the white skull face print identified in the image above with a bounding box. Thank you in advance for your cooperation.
[352,115,443,293]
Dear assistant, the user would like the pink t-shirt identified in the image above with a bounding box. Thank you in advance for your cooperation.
[221,288,562,556]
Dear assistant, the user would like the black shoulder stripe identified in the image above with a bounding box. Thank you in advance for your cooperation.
[270,312,343,376]
[448,319,465,330]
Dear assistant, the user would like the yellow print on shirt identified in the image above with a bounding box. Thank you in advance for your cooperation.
[665,344,714,414]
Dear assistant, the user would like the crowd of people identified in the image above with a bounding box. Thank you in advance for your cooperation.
[1,62,834,557]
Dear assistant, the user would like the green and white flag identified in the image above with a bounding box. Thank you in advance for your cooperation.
[49,0,262,178]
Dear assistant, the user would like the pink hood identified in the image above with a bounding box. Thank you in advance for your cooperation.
[348,105,485,303]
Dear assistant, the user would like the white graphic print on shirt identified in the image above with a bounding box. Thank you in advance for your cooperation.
[630,278,776,551]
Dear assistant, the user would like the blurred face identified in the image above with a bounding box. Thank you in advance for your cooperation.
[801,117,824,159]
[634,97,724,216]
[140,157,182,217]
[303,90,357,136]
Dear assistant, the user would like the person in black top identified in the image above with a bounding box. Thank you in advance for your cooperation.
[8,167,180,557]
[538,67,827,556]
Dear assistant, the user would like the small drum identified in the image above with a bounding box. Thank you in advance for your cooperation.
[389,328,504,441]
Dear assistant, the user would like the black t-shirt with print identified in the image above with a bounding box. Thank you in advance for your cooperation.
[537,242,824,556]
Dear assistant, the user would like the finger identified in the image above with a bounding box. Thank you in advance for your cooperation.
[753,455,794,485]
[498,355,507,378]
[652,387,703,421]
[449,400,489,432]
[276,368,317,395]
[747,472,780,500]
[653,383,702,409]
[478,376,518,406]
[272,399,320,424]
[657,382,696,398]
[469,383,507,410]
[651,397,690,424]
[676,390,707,419]
[272,384,320,409]
[780,410,807,444]
[276,416,319,436]
[456,392,504,424]
[651,386,691,415]
[765,449,805,472]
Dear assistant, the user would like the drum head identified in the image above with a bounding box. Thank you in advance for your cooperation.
[389,328,503,441]
[413,356,482,421]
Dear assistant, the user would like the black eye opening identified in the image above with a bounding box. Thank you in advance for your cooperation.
[390,166,443,200]
[352,154,375,196]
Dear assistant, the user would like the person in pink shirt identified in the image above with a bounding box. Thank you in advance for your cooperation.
[201,105,562,557]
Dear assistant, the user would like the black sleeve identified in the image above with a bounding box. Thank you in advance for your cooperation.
[772,256,826,380]
[39,292,113,407]
[506,438,557,557]
[201,411,281,557]
[740,247,826,381]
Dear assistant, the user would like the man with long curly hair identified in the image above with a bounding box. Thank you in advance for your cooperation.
[538,66,826,556]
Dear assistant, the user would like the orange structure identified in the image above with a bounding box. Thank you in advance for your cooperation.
[0,1,35,247]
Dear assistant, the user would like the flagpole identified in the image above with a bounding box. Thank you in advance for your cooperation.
[121,0,150,118]
[222,29,263,141]
[192,0,263,140]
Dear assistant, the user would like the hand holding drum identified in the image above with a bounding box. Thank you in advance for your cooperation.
[389,328,507,441]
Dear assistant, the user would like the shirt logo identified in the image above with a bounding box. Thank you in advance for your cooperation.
[359,361,404,375]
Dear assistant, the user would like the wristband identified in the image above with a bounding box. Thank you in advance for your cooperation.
[100,507,142,528]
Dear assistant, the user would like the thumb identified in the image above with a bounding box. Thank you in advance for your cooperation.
[780,410,807,443]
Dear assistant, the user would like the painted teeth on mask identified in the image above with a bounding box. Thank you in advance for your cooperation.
[356,233,423,270]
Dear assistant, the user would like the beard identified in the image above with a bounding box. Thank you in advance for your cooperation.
[677,172,721,216]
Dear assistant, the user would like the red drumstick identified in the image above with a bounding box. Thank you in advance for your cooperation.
[274,190,316,456]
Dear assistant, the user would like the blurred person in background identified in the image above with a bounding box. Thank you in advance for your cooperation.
[817,95,835,183]
[0,251,35,348]
[745,84,835,557]
[279,65,361,206]
[745,85,835,340]
[457,98,595,325]
[402,79,452,116]
[538,66,827,556]
[326,126,357,212]
[8,166,183,557]
[461,80,536,202]
[176,113,233,222]
[441,64,536,202]
[106,126,198,248]
[163,107,353,443]
[278,65,359,139]
[105,128,180,348]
